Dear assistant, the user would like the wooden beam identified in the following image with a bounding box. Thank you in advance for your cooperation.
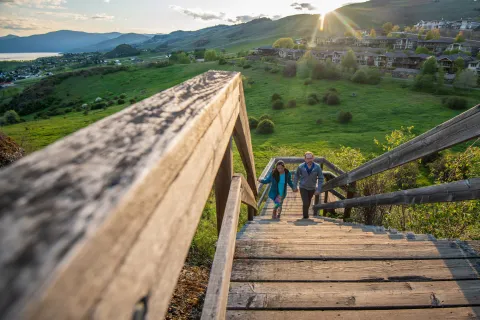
[201,176,243,320]
[344,181,357,220]
[215,140,233,234]
[315,178,480,210]
[322,104,480,192]
[238,174,257,211]
[233,81,257,199]
[0,70,243,320]
[256,158,275,195]
[322,157,346,175]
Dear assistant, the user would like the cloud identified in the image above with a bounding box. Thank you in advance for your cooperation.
[91,13,114,20]
[104,0,110,2]
[291,2,316,11]
[0,0,67,9]
[169,5,226,21]
[0,16,45,30]
[38,11,88,20]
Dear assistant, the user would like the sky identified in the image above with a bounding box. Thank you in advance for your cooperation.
[0,0,368,37]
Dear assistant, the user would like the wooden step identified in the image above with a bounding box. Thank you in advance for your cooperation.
[231,259,480,282]
[235,243,477,259]
[226,308,480,320]
[237,233,435,241]
[228,280,480,309]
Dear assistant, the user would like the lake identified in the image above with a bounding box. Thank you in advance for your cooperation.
[0,52,61,61]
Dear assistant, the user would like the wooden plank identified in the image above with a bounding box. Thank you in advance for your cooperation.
[239,174,257,210]
[226,308,480,320]
[202,176,243,320]
[234,243,478,259]
[235,239,444,245]
[0,71,243,320]
[237,234,436,242]
[231,259,480,282]
[233,80,257,199]
[316,178,480,210]
[215,140,233,234]
[228,280,480,309]
[322,158,346,175]
[257,158,275,195]
[323,104,480,192]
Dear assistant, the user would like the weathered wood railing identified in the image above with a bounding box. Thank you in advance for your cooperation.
[0,71,257,320]
[314,104,480,217]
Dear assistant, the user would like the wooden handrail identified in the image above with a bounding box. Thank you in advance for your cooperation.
[315,178,480,210]
[0,70,255,320]
[322,104,480,193]
[201,175,257,320]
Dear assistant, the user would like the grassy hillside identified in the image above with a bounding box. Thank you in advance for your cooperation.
[2,61,478,169]
[73,33,151,53]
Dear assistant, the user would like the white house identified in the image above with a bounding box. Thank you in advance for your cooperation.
[446,43,472,54]
[467,60,480,74]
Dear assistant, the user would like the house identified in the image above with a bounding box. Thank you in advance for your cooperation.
[355,36,396,48]
[436,54,473,73]
[254,46,278,56]
[394,38,418,50]
[295,38,307,45]
[356,52,376,66]
[415,19,447,30]
[392,68,420,79]
[278,49,306,60]
[332,51,345,64]
[446,43,472,54]
[467,60,480,74]
[374,54,388,68]
[417,39,453,54]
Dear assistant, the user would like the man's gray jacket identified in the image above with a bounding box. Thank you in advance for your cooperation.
[293,162,324,192]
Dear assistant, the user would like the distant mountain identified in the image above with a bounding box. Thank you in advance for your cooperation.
[0,35,19,41]
[0,30,124,53]
[72,33,152,53]
[104,44,140,58]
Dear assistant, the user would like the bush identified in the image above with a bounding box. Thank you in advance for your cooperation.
[264,66,272,72]
[316,119,323,125]
[272,100,285,110]
[64,108,72,113]
[0,117,5,126]
[442,97,468,110]
[327,94,340,105]
[270,66,280,74]
[120,94,126,99]
[218,58,227,65]
[338,111,352,123]
[91,103,107,110]
[3,110,21,124]
[307,96,318,105]
[351,69,368,84]
[271,93,282,101]
[259,114,272,121]
[308,93,319,102]
[304,78,313,85]
[248,117,259,129]
[283,61,296,77]
[287,100,297,108]
[117,99,125,105]
[256,119,275,134]
[108,100,115,106]
[243,64,251,69]
[129,98,136,104]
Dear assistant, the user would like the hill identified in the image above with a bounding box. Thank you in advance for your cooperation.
[72,33,151,53]
[0,35,19,41]
[104,44,140,58]
[0,31,123,53]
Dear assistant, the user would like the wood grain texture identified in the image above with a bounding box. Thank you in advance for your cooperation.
[323,104,480,192]
[202,176,243,320]
[0,70,244,320]
[231,259,480,281]
[315,178,480,210]
[228,280,480,309]
[226,308,480,320]
[215,141,233,234]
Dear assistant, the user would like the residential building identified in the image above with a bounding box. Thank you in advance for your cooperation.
[445,43,473,54]
[437,54,473,73]
[415,19,447,30]
[393,38,418,50]
[417,39,454,54]
[254,46,278,56]
[278,49,306,60]
[467,60,480,74]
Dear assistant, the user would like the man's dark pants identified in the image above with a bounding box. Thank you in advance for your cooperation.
[300,188,315,218]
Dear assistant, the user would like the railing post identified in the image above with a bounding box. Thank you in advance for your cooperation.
[214,139,233,234]
[343,181,357,221]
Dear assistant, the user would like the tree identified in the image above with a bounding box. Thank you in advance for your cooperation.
[436,67,445,93]
[477,52,480,60]
[344,31,353,37]
[455,31,465,43]
[3,110,20,124]
[392,25,400,33]
[425,30,440,40]
[415,46,432,54]
[204,49,217,61]
[421,56,438,75]
[369,29,377,38]
[404,26,412,32]
[454,57,465,73]
[273,37,294,49]
[454,70,477,90]
[355,31,363,39]
[382,22,393,35]
[341,49,357,71]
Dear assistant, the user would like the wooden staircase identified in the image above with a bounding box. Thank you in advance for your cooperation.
[226,193,480,319]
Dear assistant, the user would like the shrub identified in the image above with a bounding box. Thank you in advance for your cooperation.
[351,69,368,84]
[270,66,280,74]
[316,119,323,125]
[307,97,318,105]
[326,94,340,105]
[243,64,251,69]
[248,117,259,129]
[259,114,272,121]
[304,78,313,85]
[218,58,227,65]
[442,97,468,110]
[108,100,115,106]
[120,94,126,99]
[283,61,296,77]
[129,98,136,104]
[338,111,352,123]
[271,93,282,101]
[287,100,297,108]
[256,119,275,134]
[264,66,272,72]
[366,68,382,85]
[117,99,125,105]
[272,100,285,110]
[3,110,21,124]
[91,103,107,110]
[64,108,72,113]
[308,93,319,102]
